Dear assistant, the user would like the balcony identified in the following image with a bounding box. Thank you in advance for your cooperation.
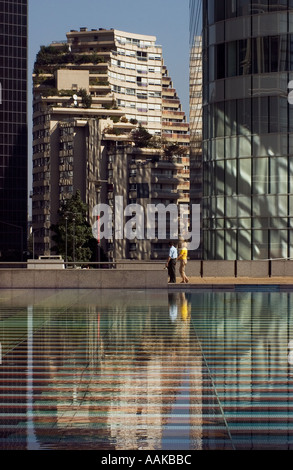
[152,189,181,199]
[162,133,189,141]
[151,175,184,184]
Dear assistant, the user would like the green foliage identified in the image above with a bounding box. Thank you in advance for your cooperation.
[34,45,107,74]
[89,77,109,86]
[106,127,123,135]
[40,87,58,97]
[149,135,164,149]
[132,125,153,148]
[33,75,55,86]
[51,190,97,263]
[164,143,188,160]
[103,99,118,110]
[35,47,73,70]
[79,88,92,108]
[58,89,77,97]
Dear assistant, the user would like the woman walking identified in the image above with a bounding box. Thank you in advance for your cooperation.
[177,241,189,283]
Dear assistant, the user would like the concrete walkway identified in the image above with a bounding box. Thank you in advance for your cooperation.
[170,276,293,286]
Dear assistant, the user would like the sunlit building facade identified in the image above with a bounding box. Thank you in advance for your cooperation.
[201,0,293,260]
[32,28,189,259]
[0,0,27,261]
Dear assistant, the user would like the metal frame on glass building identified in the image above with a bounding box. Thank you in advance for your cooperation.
[0,0,28,261]
[200,0,293,260]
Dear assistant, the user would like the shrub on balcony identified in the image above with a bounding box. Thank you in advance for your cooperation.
[132,125,153,148]
[89,77,109,86]
[40,87,59,97]
[79,88,92,108]
[164,143,188,160]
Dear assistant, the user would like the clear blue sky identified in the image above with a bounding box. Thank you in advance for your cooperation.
[28,0,190,114]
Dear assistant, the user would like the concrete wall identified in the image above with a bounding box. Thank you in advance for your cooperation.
[56,69,90,93]
[2,260,293,290]
[115,260,275,277]
[201,261,235,277]
[134,259,290,278]
[185,260,293,278]
[236,261,269,278]
[271,260,293,277]
[0,269,168,289]
[116,260,164,271]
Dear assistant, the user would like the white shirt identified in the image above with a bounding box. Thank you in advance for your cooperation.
[169,245,178,259]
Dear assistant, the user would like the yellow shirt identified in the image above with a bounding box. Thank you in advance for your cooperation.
[180,248,188,261]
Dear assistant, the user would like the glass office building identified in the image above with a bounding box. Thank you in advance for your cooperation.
[0,0,27,261]
[189,0,203,258]
[200,0,293,260]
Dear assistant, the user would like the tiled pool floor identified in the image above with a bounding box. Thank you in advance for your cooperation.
[1,288,293,450]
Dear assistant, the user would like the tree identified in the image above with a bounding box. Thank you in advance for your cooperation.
[51,190,97,263]
[132,125,153,148]
[79,88,92,108]
[163,142,188,160]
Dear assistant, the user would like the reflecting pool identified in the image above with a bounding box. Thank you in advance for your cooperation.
[1,287,293,450]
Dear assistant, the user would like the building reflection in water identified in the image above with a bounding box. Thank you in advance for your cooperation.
[1,288,293,450]
[0,290,203,450]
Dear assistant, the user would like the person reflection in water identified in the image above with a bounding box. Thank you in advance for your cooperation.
[179,292,190,321]
[168,293,178,323]
[168,292,191,323]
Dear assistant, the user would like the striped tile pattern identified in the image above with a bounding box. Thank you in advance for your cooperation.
[0,288,292,450]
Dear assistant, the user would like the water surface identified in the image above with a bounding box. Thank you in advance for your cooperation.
[0,288,293,450]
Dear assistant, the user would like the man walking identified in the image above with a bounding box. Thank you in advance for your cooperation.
[166,241,178,284]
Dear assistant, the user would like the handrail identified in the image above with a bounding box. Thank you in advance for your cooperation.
[0,260,166,269]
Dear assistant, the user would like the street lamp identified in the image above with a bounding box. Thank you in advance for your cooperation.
[64,211,81,268]
[95,180,108,267]
[31,229,40,260]
[72,217,76,265]
[65,216,68,266]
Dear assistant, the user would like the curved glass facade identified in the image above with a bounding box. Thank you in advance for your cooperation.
[202,0,293,259]
[190,0,203,258]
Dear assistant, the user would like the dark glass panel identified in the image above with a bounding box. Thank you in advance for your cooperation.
[252,37,270,74]
[216,43,225,79]
[238,98,252,135]
[239,39,252,75]
[227,41,237,77]
[238,0,251,15]
[225,100,237,136]
[252,97,269,134]
[252,0,269,13]
[269,97,288,133]
[226,0,237,18]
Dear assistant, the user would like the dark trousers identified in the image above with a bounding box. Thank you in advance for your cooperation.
[168,259,177,283]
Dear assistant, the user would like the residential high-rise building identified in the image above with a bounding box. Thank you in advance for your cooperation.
[32,28,189,259]
[0,0,28,261]
[200,0,293,260]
